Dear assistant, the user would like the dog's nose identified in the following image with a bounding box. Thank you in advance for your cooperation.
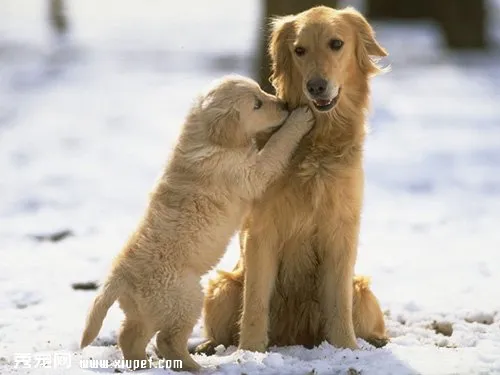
[306,78,328,96]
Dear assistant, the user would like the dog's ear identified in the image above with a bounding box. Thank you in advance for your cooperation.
[342,7,388,75]
[268,15,297,96]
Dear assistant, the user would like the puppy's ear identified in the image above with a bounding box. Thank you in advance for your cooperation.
[342,7,388,75]
[204,106,241,147]
[268,15,297,96]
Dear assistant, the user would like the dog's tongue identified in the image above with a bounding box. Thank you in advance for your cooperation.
[314,99,331,106]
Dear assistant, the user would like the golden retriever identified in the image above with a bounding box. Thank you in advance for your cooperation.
[79,75,314,371]
[196,6,389,353]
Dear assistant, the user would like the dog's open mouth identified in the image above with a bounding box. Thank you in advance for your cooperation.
[312,89,341,112]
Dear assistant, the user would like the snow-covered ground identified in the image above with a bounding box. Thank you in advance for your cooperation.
[1,0,500,374]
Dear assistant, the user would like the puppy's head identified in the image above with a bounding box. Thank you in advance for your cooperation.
[200,75,289,146]
[269,6,387,112]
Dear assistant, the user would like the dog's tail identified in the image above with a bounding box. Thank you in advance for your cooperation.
[80,275,122,348]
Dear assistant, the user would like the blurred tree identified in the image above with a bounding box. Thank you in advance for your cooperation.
[366,0,487,49]
[366,0,433,19]
[434,0,487,49]
[255,0,338,94]
[48,0,69,36]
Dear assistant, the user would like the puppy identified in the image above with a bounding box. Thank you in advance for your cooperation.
[79,75,314,371]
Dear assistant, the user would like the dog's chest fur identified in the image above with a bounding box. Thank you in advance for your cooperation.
[258,120,363,293]
[297,141,347,177]
[289,125,361,197]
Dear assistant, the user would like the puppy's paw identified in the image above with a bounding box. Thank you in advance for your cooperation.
[288,106,314,130]
[192,340,217,356]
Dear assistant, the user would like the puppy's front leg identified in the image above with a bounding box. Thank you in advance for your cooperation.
[252,106,313,193]
[238,226,279,352]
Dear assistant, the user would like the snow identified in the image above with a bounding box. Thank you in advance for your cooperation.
[1,0,500,374]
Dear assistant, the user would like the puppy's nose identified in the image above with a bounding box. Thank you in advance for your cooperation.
[306,78,328,96]
[278,101,289,111]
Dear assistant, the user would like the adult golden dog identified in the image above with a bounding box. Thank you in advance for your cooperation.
[196,6,389,353]
[79,75,314,371]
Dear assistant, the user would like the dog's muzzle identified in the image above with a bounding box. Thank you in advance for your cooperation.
[306,78,341,112]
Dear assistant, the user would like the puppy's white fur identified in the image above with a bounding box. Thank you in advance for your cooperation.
[79,75,314,371]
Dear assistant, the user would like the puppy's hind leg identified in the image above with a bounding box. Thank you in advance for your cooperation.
[118,296,155,366]
[156,324,201,372]
[118,319,154,364]
[156,276,203,372]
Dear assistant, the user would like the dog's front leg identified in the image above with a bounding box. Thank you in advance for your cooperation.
[238,226,279,352]
[317,211,360,350]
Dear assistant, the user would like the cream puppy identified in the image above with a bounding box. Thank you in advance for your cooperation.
[79,75,314,371]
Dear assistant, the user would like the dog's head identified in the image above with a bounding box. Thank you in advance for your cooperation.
[269,6,387,112]
[199,75,289,146]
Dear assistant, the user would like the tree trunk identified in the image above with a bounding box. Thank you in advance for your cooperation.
[48,0,69,36]
[433,0,487,49]
[366,0,487,49]
[366,0,432,19]
[254,0,338,94]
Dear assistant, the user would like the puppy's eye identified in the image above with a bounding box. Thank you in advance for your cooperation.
[329,39,344,51]
[254,98,263,110]
[294,46,306,56]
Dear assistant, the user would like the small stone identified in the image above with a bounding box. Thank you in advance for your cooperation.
[431,321,453,336]
[30,229,74,242]
[397,315,406,325]
[72,281,99,291]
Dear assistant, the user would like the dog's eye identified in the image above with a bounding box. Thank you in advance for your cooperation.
[329,39,344,51]
[254,98,263,110]
[294,46,306,56]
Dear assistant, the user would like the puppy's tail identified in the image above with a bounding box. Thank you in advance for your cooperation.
[80,275,122,348]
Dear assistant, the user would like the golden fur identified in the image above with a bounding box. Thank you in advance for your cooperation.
[79,75,314,371]
[197,6,389,353]
[198,266,387,354]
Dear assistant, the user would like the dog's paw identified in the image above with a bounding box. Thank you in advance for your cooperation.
[365,336,389,348]
[238,340,267,353]
[326,333,359,350]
